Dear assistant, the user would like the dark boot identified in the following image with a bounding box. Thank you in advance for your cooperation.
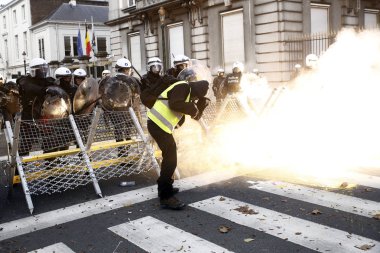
[172,187,179,194]
[160,196,186,210]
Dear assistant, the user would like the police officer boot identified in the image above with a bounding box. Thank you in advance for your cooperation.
[160,196,186,210]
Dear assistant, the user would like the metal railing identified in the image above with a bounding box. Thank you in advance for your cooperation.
[285,32,337,72]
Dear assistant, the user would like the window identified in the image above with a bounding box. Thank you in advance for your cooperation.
[64,36,81,57]
[221,9,245,71]
[97,37,107,52]
[128,32,142,73]
[127,0,136,7]
[168,23,185,68]
[364,9,379,29]
[311,4,329,34]
[73,36,78,56]
[64,36,71,56]
[15,35,19,59]
[21,5,25,21]
[23,31,27,55]
[4,39,8,61]
[38,38,45,59]
[3,15,6,29]
[13,10,17,24]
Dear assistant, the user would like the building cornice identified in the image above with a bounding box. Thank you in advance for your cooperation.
[105,0,182,26]
[30,20,108,30]
[0,0,22,11]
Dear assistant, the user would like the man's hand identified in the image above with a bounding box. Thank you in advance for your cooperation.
[192,97,210,120]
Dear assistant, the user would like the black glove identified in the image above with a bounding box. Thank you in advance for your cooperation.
[193,97,210,120]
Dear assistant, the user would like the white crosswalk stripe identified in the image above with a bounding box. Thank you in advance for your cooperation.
[109,216,234,253]
[248,180,380,218]
[343,172,380,189]
[189,196,379,253]
[0,169,241,242]
[28,242,75,253]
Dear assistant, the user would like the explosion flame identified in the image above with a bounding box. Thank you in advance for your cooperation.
[177,29,380,187]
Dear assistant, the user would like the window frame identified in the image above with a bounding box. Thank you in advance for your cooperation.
[38,38,45,59]
[15,35,19,59]
[167,22,185,69]
[21,4,25,21]
[310,3,330,34]
[127,32,142,73]
[220,8,245,72]
[96,37,107,52]
[13,9,17,25]
[364,9,379,29]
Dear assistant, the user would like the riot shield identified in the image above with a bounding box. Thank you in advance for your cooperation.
[39,86,71,119]
[98,76,133,111]
[73,77,99,115]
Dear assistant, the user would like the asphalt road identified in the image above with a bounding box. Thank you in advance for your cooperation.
[0,169,379,253]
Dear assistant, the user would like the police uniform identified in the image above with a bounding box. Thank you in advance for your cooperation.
[222,72,242,96]
[212,75,226,101]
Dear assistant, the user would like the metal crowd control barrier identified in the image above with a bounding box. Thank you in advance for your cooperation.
[4,107,160,213]
[199,89,282,134]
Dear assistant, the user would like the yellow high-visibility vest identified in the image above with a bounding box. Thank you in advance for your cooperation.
[147,81,190,134]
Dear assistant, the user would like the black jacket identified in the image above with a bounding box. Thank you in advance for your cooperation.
[17,76,55,120]
[167,80,209,117]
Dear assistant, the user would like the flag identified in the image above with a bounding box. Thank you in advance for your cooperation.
[77,27,83,57]
[85,23,92,56]
[91,16,97,54]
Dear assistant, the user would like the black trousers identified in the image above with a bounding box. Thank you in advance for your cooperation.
[147,120,177,199]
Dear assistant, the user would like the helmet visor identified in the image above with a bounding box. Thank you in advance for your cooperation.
[30,64,50,78]
[150,64,162,74]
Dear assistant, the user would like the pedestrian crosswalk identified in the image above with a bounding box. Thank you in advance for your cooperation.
[4,172,380,253]
[190,196,378,253]
[28,242,75,253]
[248,180,379,218]
[109,216,234,253]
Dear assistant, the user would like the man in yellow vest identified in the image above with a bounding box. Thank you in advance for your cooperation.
[147,80,209,210]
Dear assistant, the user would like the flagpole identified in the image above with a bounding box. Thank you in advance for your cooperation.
[91,16,97,79]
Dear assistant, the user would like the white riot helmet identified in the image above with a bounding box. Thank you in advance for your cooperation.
[54,67,72,79]
[217,68,225,76]
[173,54,190,67]
[305,54,318,69]
[115,58,132,69]
[29,58,50,78]
[232,61,244,73]
[147,57,163,74]
[73,68,87,77]
[102,69,111,77]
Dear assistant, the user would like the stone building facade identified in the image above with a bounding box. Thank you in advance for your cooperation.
[106,0,380,86]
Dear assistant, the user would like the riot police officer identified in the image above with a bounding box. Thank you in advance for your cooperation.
[73,68,87,87]
[54,67,77,101]
[114,57,141,95]
[167,54,190,78]
[221,61,244,96]
[17,58,55,155]
[17,58,55,121]
[212,68,225,101]
[140,57,179,109]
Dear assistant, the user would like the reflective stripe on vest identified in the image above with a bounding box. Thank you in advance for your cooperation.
[147,81,190,134]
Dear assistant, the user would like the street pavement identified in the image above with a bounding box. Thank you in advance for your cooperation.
[0,168,379,253]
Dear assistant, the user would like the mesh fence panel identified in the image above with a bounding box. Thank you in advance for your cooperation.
[19,118,76,156]
[23,151,90,195]
[202,97,247,127]
[17,110,156,197]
